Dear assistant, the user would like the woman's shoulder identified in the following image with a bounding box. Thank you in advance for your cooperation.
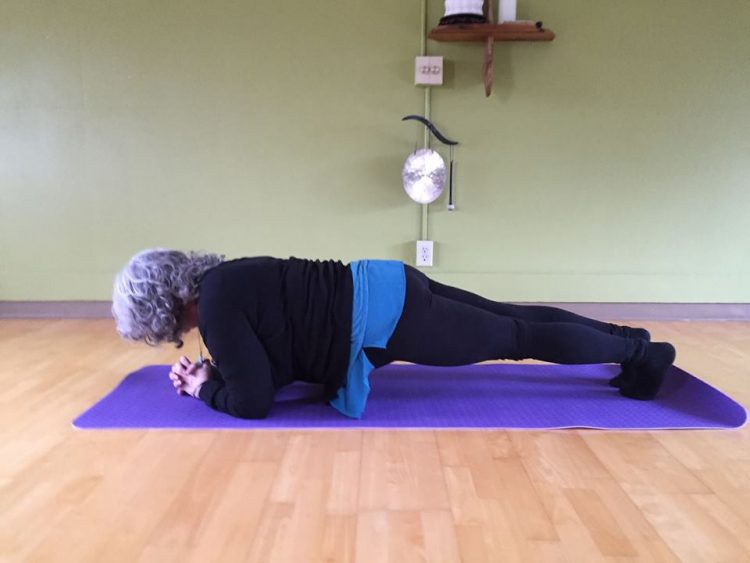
[202,256,281,278]
[198,257,282,301]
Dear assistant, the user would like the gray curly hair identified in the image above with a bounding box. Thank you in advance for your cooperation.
[112,248,224,347]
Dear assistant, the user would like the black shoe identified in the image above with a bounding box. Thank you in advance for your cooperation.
[608,366,632,388]
[610,325,651,342]
[628,327,652,341]
[619,342,676,400]
[608,328,652,388]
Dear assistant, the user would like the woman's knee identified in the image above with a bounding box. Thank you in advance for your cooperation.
[509,319,530,360]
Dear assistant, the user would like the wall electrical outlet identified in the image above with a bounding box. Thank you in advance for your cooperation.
[416,240,434,267]
[415,56,443,85]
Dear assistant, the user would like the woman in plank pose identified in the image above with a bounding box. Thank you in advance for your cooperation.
[112,249,675,419]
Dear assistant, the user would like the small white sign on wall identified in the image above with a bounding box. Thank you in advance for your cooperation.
[415,56,444,86]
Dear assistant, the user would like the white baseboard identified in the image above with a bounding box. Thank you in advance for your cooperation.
[519,302,750,321]
[0,301,112,318]
[1,301,749,321]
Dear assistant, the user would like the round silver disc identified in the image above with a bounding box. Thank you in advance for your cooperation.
[402,149,446,205]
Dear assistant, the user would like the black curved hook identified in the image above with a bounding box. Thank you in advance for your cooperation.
[402,115,458,146]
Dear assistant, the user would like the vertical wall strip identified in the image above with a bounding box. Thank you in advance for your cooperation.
[420,0,430,241]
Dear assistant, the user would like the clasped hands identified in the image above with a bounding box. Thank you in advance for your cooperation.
[169,356,213,398]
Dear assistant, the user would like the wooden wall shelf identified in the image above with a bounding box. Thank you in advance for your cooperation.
[428,23,555,43]
[428,10,555,97]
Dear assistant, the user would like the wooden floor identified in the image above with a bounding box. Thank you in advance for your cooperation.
[1,320,749,562]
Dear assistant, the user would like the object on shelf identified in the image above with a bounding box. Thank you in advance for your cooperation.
[440,0,488,25]
[498,0,516,22]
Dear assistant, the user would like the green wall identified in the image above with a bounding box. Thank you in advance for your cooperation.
[2,0,749,302]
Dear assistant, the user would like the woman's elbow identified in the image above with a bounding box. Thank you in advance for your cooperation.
[228,398,272,419]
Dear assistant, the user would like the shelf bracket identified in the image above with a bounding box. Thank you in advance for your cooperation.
[483,36,494,97]
[483,0,495,96]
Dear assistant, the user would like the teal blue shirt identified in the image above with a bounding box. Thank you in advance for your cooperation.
[329,260,406,418]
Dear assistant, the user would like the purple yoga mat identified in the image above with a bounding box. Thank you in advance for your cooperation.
[73,363,747,430]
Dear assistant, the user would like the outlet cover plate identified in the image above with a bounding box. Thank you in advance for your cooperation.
[416,240,434,267]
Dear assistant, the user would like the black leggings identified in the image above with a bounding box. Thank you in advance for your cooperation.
[364,266,645,368]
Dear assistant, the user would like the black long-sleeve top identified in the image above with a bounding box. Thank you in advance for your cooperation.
[196,257,353,418]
